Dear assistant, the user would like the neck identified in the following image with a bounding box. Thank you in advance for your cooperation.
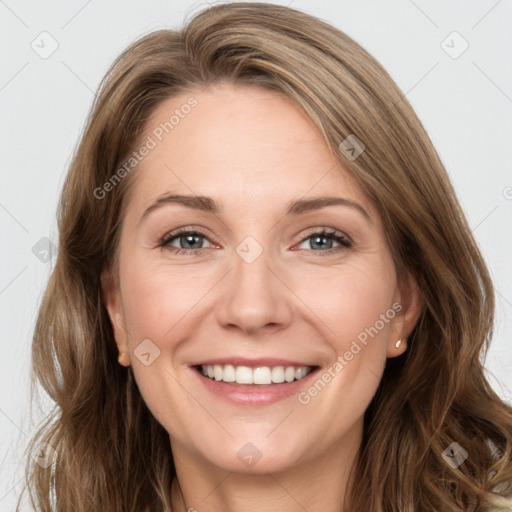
[169,422,362,512]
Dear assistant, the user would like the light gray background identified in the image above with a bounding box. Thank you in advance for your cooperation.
[1,0,511,509]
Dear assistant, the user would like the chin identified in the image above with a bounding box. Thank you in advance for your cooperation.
[186,429,311,475]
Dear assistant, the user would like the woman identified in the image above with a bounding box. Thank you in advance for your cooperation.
[20,2,512,511]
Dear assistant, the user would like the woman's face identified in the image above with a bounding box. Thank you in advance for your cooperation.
[103,82,420,475]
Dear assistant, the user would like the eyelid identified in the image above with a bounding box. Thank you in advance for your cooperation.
[159,225,353,255]
[297,226,352,243]
[294,227,353,254]
[159,226,216,247]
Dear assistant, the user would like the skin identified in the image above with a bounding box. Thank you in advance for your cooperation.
[102,81,422,512]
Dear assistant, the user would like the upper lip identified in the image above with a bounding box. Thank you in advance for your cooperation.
[191,357,317,368]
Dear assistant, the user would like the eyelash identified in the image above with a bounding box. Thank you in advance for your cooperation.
[158,227,353,256]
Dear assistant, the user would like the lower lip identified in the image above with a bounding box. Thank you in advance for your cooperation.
[193,367,319,406]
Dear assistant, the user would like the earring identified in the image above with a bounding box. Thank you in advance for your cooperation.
[395,338,402,349]
[118,351,130,366]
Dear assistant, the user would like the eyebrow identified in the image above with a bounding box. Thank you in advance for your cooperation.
[139,193,371,224]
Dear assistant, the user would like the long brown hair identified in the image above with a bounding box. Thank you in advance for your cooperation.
[19,3,512,511]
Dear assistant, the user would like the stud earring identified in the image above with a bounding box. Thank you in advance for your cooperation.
[395,338,402,349]
[118,351,130,366]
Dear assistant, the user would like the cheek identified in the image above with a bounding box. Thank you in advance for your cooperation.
[117,258,217,433]
[291,259,398,431]
[120,245,398,356]
[119,255,217,341]
[295,255,398,350]
[115,242,399,457]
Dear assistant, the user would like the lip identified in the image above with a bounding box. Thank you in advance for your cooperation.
[191,363,320,406]
[191,357,315,368]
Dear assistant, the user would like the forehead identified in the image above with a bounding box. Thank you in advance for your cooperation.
[127,82,373,219]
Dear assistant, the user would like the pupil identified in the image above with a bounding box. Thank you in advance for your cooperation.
[182,234,202,249]
[312,235,332,250]
[178,234,335,250]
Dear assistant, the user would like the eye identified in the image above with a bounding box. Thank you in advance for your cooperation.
[158,227,352,256]
[296,228,352,255]
[159,228,214,255]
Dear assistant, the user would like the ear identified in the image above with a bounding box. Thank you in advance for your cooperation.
[386,271,423,358]
[101,268,130,366]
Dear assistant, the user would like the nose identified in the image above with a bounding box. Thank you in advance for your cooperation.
[215,243,293,336]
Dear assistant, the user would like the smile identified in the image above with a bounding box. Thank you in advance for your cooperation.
[199,364,313,385]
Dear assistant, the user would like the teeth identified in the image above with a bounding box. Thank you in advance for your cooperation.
[271,366,285,383]
[253,367,271,384]
[235,365,253,384]
[223,364,235,382]
[214,365,223,381]
[284,367,295,383]
[200,364,312,385]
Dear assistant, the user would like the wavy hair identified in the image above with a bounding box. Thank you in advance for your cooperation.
[19,3,512,511]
